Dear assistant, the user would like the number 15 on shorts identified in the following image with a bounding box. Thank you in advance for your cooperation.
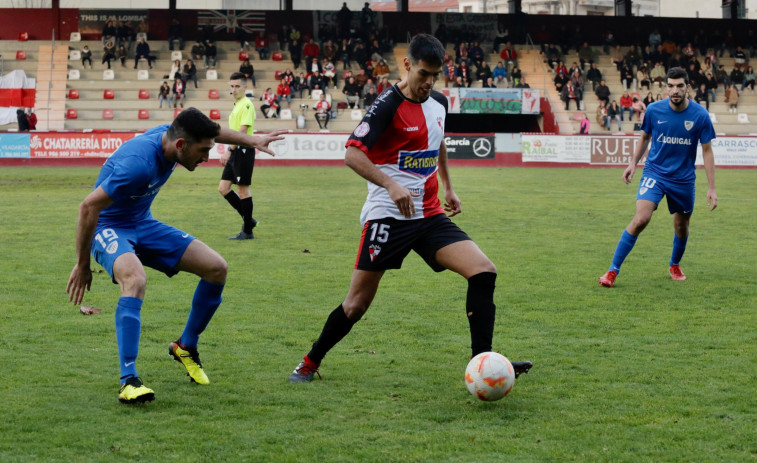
[369,223,390,243]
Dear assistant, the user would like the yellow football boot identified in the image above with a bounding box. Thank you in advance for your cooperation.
[169,340,210,385]
[118,376,155,404]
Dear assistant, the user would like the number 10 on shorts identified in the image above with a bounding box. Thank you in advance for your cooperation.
[639,176,657,196]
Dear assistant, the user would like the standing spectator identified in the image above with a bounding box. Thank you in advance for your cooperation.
[694,83,709,110]
[260,88,279,118]
[337,2,352,38]
[290,39,302,69]
[619,91,633,121]
[254,34,269,60]
[492,23,509,54]
[648,29,661,48]
[338,38,352,69]
[373,59,390,81]
[102,40,116,69]
[579,112,590,134]
[714,64,730,90]
[204,41,217,69]
[117,21,134,51]
[289,25,301,47]
[16,108,29,131]
[586,63,602,90]
[25,107,36,130]
[545,43,561,69]
[606,100,622,131]
[578,42,595,71]
[313,93,331,129]
[102,19,117,48]
[168,19,184,51]
[158,81,171,108]
[595,80,611,105]
[134,37,154,69]
[724,83,739,113]
[171,76,186,108]
[81,45,93,69]
[631,97,646,122]
[570,70,584,101]
[182,59,198,89]
[303,39,320,62]
[744,66,755,92]
[276,78,292,107]
[239,58,256,88]
[343,76,360,108]
[360,2,375,31]
[190,41,205,62]
[117,44,128,68]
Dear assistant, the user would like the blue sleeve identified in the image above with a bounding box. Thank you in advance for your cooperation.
[640,104,654,135]
[99,155,152,203]
[699,113,716,145]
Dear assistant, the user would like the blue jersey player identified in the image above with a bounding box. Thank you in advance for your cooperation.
[66,108,285,403]
[599,67,718,288]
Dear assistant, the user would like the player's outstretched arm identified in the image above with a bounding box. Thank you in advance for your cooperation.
[216,127,288,156]
[623,131,651,184]
[437,142,461,217]
[66,186,113,305]
[701,142,718,211]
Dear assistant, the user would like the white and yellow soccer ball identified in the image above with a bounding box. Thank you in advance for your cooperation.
[465,352,515,401]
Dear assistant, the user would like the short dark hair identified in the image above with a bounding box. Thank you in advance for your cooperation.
[229,71,247,84]
[666,67,689,84]
[408,33,445,67]
[166,107,220,145]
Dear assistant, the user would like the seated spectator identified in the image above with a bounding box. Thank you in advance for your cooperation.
[554,60,568,76]
[354,68,369,91]
[254,33,269,60]
[702,56,714,76]
[733,46,747,66]
[117,44,128,68]
[562,81,580,110]
[606,100,622,130]
[744,66,755,92]
[352,41,368,68]
[483,77,496,88]
[655,93,664,102]
[204,41,217,69]
[276,78,292,106]
[117,21,134,51]
[158,81,171,108]
[637,65,651,91]
[569,71,584,101]
[610,44,623,71]
[468,41,485,69]
[553,71,569,93]
[492,61,507,86]
[725,83,739,113]
[643,91,654,107]
[260,88,279,118]
[369,39,384,62]
[239,59,256,88]
[102,41,116,69]
[510,66,522,86]
[373,60,390,81]
[307,56,322,75]
[291,72,308,98]
[377,77,391,94]
[171,76,185,108]
[313,93,331,129]
[641,45,654,69]
[134,37,155,69]
[362,78,377,98]
[650,62,667,89]
[191,41,205,62]
[694,83,709,110]
[363,60,375,78]
[322,40,337,62]
[595,80,610,105]
[619,91,633,121]
[281,68,295,86]
[182,59,198,88]
[169,59,182,81]
[343,76,360,108]
[452,76,465,88]
[168,19,184,51]
[624,45,642,70]
[81,45,93,69]
[308,71,326,94]
[586,63,602,90]
[730,65,745,90]
[514,76,530,88]
[498,42,518,71]
[476,61,492,84]
[444,60,458,87]
[456,61,473,87]
[236,26,250,51]
[596,100,608,129]
[620,61,635,90]
[544,43,561,69]
[714,64,731,89]
[631,97,646,121]
[455,41,469,67]
[322,59,338,88]
[102,19,117,49]
[567,61,582,79]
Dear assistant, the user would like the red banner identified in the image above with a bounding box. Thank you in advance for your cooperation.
[0,89,35,108]
[29,132,136,158]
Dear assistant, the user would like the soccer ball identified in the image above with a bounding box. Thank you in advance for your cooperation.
[465,352,515,402]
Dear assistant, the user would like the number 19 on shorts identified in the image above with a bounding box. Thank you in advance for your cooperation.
[95,228,120,255]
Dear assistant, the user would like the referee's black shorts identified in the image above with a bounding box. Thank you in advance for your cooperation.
[220,147,255,185]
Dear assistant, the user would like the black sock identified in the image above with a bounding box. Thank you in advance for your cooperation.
[307,304,356,364]
[224,191,243,216]
[466,272,497,357]
[240,196,254,234]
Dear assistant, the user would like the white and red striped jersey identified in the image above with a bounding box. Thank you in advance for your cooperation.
[346,84,448,225]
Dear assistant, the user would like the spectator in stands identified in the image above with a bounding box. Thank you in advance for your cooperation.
[373,59,390,81]
[606,100,621,130]
[702,57,714,76]
[620,61,635,91]
[714,64,730,89]
[610,45,623,71]
[16,109,29,131]
[169,59,182,81]
[308,71,326,94]
[343,76,360,108]
[276,78,292,107]
[134,38,154,69]
[290,39,302,69]
[361,78,377,98]
[690,66,706,91]
[578,42,595,71]
[452,76,465,88]
[483,77,496,88]
[303,39,320,63]
[650,62,666,89]
[579,112,590,134]
[553,70,568,93]
[637,65,650,91]
[204,41,217,69]
[469,41,485,69]
[81,45,93,69]
[545,43,561,70]
[117,21,134,51]
[694,83,709,110]
[322,40,337,62]
[730,65,745,91]
[260,88,279,118]
[510,66,523,86]
[619,91,633,122]
[476,61,492,85]
[499,42,518,72]
[570,70,584,101]
[313,93,331,129]
[641,45,654,68]
[568,61,582,79]
[281,68,295,87]
[190,41,205,62]
[158,81,170,108]
[733,46,747,67]
[171,76,185,108]
[515,76,530,88]
[102,41,116,69]
[168,19,184,51]
[444,60,458,87]
[354,68,369,92]
[725,83,739,113]
[239,58,256,88]
[337,2,352,39]
[306,56,322,76]
[368,39,383,62]
[456,61,473,87]
[236,26,250,51]
[643,91,654,108]
[631,97,646,122]
[322,58,338,88]
[102,19,117,49]
[648,29,661,48]
[595,80,610,105]
[289,25,301,47]
[562,80,580,110]
[182,59,198,88]
[744,66,755,92]
[338,38,352,69]
[377,76,390,94]
[361,1,376,31]
[586,63,602,90]
[363,85,377,108]
[596,100,608,129]
[455,41,470,67]
[492,61,507,87]
[554,60,568,76]
[655,93,664,102]
[117,44,128,68]
[625,45,642,71]
[25,107,36,130]
[254,34,269,60]
[292,72,308,98]
[492,24,508,53]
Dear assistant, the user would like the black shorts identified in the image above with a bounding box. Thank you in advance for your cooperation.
[354,214,471,272]
[220,147,255,185]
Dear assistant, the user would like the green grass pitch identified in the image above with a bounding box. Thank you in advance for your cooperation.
[0,166,754,462]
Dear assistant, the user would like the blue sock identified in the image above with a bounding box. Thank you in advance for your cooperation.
[115,297,142,382]
[180,280,224,349]
[609,230,638,273]
[670,233,688,266]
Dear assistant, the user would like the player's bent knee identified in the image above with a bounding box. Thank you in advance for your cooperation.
[342,299,370,321]
[205,257,228,284]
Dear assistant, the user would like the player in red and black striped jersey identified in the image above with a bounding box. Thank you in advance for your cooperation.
[289,34,532,383]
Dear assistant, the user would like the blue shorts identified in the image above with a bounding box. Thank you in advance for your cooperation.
[635,172,695,215]
[91,218,195,281]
